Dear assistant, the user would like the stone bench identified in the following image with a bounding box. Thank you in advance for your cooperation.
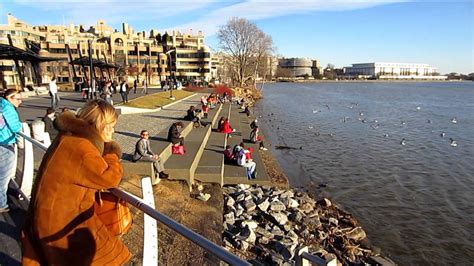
[194,103,232,186]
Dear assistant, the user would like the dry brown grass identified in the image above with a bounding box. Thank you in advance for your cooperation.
[124,90,194,109]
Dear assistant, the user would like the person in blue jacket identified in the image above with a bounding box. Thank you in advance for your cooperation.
[0,89,23,212]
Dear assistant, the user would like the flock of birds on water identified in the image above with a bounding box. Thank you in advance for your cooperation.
[311,103,460,147]
[262,103,460,148]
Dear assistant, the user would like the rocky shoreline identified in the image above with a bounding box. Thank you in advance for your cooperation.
[222,184,395,265]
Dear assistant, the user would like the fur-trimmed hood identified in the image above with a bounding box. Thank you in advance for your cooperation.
[54,111,104,154]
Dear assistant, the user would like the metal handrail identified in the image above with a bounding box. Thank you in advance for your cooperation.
[18,131,48,152]
[17,131,250,266]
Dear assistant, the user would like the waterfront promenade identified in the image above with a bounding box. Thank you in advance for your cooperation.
[1,88,267,265]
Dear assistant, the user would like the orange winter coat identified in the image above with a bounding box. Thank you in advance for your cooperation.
[22,112,131,265]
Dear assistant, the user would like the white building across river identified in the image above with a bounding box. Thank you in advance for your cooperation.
[344,62,447,80]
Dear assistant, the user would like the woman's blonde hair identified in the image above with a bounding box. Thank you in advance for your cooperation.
[77,99,118,136]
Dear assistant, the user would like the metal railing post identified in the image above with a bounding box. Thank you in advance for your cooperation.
[19,124,35,198]
[141,177,158,265]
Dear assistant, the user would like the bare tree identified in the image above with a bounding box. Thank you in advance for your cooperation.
[217,17,273,87]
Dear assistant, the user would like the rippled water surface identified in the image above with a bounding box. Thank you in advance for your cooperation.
[255,82,474,265]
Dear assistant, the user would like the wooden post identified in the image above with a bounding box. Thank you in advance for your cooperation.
[65,44,77,80]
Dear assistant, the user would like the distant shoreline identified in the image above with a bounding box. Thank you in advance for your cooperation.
[258,79,472,84]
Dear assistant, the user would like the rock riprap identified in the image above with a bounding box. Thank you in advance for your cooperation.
[222,184,395,265]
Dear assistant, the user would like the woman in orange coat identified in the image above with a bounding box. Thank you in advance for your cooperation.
[22,99,131,265]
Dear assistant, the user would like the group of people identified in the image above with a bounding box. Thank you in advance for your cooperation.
[221,115,267,180]
[224,143,257,180]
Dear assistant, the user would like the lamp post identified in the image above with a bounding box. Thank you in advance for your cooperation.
[143,54,150,93]
[165,49,175,100]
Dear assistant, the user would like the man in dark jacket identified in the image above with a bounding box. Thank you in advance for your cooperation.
[132,130,169,183]
[167,122,184,145]
[42,107,58,141]
[184,106,204,127]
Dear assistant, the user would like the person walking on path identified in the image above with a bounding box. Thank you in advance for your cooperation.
[141,79,148,94]
[21,99,131,265]
[48,76,60,109]
[102,81,113,105]
[0,89,22,213]
[133,130,169,183]
[119,80,129,103]
[133,79,138,94]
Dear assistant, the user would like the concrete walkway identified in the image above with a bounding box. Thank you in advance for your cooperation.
[17,87,166,123]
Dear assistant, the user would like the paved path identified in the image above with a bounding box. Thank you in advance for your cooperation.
[17,87,165,123]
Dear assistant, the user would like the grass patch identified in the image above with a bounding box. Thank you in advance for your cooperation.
[123,90,194,109]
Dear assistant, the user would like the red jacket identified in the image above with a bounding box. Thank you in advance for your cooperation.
[221,120,233,134]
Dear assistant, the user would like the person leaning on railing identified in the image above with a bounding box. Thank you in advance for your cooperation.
[0,89,23,213]
[22,99,131,265]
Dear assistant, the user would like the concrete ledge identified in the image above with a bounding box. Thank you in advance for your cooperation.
[122,161,156,181]
[195,103,231,186]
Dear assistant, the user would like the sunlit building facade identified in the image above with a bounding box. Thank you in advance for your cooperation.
[0,14,212,89]
[344,62,447,80]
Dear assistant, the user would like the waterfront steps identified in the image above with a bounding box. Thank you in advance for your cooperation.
[194,103,232,185]
[223,105,271,185]
[121,103,204,181]
[163,104,223,188]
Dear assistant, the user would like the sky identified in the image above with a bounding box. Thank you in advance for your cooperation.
[0,0,472,74]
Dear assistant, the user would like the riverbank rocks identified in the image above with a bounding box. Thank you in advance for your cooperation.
[223,185,390,265]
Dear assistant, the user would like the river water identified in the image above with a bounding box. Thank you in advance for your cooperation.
[254,81,474,265]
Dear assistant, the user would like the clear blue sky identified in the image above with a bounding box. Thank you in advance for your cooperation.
[1,0,472,74]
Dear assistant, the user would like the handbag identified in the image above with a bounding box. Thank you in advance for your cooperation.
[94,191,133,237]
[172,144,185,155]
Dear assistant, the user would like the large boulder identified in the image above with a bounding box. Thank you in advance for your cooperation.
[270,200,286,211]
[257,198,270,212]
[243,200,257,212]
[271,212,288,225]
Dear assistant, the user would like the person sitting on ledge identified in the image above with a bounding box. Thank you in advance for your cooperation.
[184,105,204,127]
[216,116,225,132]
[236,142,257,180]
[220,118,235,134]
[167,122,184,145]
[132,129,169,183]
[223,145,235,164]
